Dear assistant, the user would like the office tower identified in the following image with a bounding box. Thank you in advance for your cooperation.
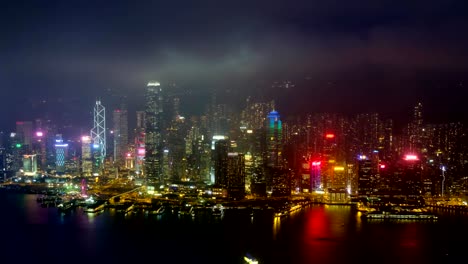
[357,156,375,197]
[134,111,146,175]
[214,139,230,188]
[310,160,322,191]
[9,132,25,173]
[91,100,106,173]
[113,104,128,167]
[32,131,46,171]
[145,81,164,183]
[406,102,424,154]
[22,154,37,176]
[54,134,68,175]
[81,136,93,176]
[226,152,246,200]
[396,154,423,198]
[16,121,33,152]
[266,110,283,168]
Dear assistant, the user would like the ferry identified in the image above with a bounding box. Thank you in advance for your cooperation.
[58,201,75,213]
[362,211,438,220]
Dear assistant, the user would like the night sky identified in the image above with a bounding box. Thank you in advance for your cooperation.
[2,0,468,132]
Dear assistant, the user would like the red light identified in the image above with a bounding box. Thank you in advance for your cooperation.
[380,164,386,169]
[127,153,131,157]
[311,161,321,166]
[404,154,418,161]
[325,133,335,139]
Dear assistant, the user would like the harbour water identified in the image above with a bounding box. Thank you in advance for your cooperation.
[1,190,467,264]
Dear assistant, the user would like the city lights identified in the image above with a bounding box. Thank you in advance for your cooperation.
[358,155,367,160]
[311,161,321,166]
[404,154,419,161]
[333,166,345,171]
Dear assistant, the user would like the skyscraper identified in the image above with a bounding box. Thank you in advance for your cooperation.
[134,111,146,176]
[54,134,68,175]
[16,121,33,152]
[145,81,164,183]
[266,110,283,168]
[226,152,246,200]
[91,100,106,173]
[113,104,128,167]
[81,135,93,176]
[214,139,230,188]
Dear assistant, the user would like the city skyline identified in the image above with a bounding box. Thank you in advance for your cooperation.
[2,0,468,131]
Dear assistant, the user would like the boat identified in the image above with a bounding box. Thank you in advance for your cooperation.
[212,204,224,217]
[58,201,75,213]
[362,211,438,220]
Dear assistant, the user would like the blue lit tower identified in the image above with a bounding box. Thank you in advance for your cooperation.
[54,134,68,175]
[91,100,106,173]
[145,81,164,183]
[266,110,283,168]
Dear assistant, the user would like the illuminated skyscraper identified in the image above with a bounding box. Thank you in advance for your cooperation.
[54,134,68,175]
[91,100,106,172]
[226,152,246,199]
[145,81,163,182]
[22,154,37,176]
[134,111,146,176]
[357,156,375,197]
[266,110,283,168]
[81,136,93,176]
[214,139,229,188]
[113,104,128,167]
[32,130,46,171]
[15,121,33,151]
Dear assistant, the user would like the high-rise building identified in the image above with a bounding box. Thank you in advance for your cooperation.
[357,157,375,197]
[113,104,128,167]
[32,130,46,171]
[134,111,146,176]
[22,154,37,176]
[16,121,33,151]
[91,100,106,173]
[145,81,164,183]
[81,135,93,176]
[214,139,229,188]
[54,134,68,175]
[396,154,423,198]
[226,152,246,200]
[266,110,283,168]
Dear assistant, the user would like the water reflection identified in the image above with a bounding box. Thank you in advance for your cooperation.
[24,193,50,224]
[273,216,281,240]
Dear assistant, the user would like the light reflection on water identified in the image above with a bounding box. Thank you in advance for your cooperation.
[273,216,281,240]
[3,192,468,264]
